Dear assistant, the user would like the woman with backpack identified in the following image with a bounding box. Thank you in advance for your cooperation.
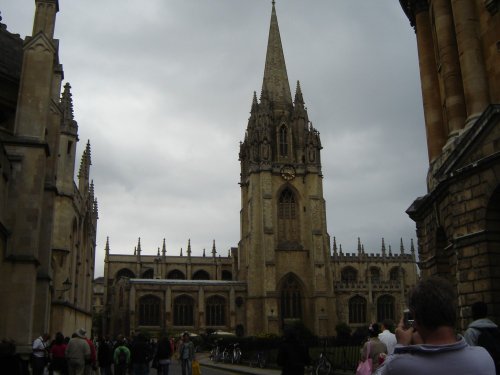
[113,339,130,375]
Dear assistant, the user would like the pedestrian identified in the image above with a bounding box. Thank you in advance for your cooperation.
[65,329,91,375]
[375,276,495,375]
[378,319,396,355]
[97,336,113,375]
[32,333,51,375]
[84,336,97,375]
[276,325,311,375]
[130,333,152,375]
[360,323,387,373]
[178,332,195,375]
[113,338,131,375]
[49,332,68,375]
[153,335,172,375]
[0,338,28,375]
[464,301,500,373]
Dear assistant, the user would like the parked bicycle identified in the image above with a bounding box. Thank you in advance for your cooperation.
[231,342,242,364]
[250,350,267,369]
[210,343,222,362]
[315,340,333,375]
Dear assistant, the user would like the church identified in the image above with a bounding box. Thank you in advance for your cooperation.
[102,3,418,338]
[0,0,97,352]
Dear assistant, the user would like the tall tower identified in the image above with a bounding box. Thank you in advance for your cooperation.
[238,2,335,336]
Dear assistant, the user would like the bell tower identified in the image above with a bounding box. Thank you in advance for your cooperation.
[238,2,335,336]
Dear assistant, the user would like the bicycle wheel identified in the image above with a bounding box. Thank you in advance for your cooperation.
[315,359,332,375]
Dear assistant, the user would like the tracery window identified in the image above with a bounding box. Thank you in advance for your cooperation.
[341,267,357,284]
[167,270,185,280]
[349,295,366,324]
[279,125,288,157]
[142,269,154,279]
[139,295,160,326]
[173,295,194,326]
[370,267,381,284]
[192,270,210,280]
[116,268,135,279]
[278,189,299,245]
[205,295,226,326]
[389,267,402,282]
[221,270,232,281]
[377,295,395,322]
[280,275,302,319]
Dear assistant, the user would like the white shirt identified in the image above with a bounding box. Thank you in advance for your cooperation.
[32,336,47,358]
[378,330,397,354]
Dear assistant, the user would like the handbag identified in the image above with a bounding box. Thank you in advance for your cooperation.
[356,341,373,375]
[192,359,202,375]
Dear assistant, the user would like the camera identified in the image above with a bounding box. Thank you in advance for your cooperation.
[403,309,414,328]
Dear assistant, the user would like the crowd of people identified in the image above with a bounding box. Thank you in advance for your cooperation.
[357,277,499,375]
[0,328,191,375]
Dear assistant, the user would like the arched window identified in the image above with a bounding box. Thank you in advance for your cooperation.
[279,125,288,156]
[167,270,185,280]
[142,269,154,279]
[278,189,300,246]
[221,270,232,281]
[341,267,357,284]
[370,267,381,284]
[192,270,210,280]
[389,267,402,282]
[280,275,302,319]
[205,295,226,326]
[349,296,366,324]
[173,295,194,326]
[377,295,395,322]
[139,295,160,326]
[116,268,136,279]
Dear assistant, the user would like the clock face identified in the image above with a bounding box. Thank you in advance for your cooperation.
[281,165,296,181]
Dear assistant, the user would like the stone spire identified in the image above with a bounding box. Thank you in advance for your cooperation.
[33,0,59,39]
[61,82,78,135]
[410,238,416,256]
[357,237,362,255]
[187,239,192,258]
[262,1,292,111]
[78,141,92,193]
[203,248,206,257]
[105,236,110,261]
[333,237,337,256]
[180,248,183,256]
[381,238,386,257]
[389,245,392,256]
[400,238,405,254]
[212,240,217,258]
[136,237,142,257]
[157,247,160,256]
[162,238,166,257]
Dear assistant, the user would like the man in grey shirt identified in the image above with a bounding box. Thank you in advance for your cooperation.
[375,277,495,375]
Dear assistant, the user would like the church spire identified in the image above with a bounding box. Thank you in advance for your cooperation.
[262,1,292,110]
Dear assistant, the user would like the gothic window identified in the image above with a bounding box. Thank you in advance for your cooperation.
[370,267,381,284]
[279,125,288,157]
[377,295,395,322]
[116,268,136,280]
[205,295,226,326]
[221,270,232,280]
[341,267,357,284]
[278,189,299,245]
[139,295,160,326]
[173,295,194,326]
[280,275,302,319]
[167,270,185,280]
[192,270,210,280]
[349,296,366,324]
[389,267,402,282]
[142,269,154,279]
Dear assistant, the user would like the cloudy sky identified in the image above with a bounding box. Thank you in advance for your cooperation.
[1,1,428,276]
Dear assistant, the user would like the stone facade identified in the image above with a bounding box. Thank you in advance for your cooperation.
[100,3,419,338]
[0,0,97,352]
[401,0,500,328]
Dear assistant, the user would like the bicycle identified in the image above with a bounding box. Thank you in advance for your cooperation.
[315,340,333,375]
[221,346,231,363]
[250,351,267,368]
[210,343,222,362]
[231,342,242,364]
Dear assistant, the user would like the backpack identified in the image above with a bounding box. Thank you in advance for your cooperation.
[117,348,127,366]
[477,327,500,374]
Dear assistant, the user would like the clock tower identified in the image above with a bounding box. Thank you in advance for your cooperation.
[238,2,335,336]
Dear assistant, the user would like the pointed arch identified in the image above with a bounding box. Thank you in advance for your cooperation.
[389,266,404,282]
[377,294,395,322]
[139,295,161,326]
[279,273,303,320]
[277,187,300,247]
[173,295,194,326]
[166,269,185,280]
[192,270,210,280]
[349,295,367,324]
[205,295,226,326]
[369,266,381,284]
[116,268,136,280]
[142,269,154,279]
[221,270,232,281]
[341,267,357,284]
[279,124,288,157]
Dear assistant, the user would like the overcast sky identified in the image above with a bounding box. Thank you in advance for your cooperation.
[1,1,428,277]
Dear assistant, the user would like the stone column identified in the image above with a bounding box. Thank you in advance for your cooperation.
[451,0,489,123]
[433,0,467,138]
[414,0,447,162]
[198,286,205,331]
